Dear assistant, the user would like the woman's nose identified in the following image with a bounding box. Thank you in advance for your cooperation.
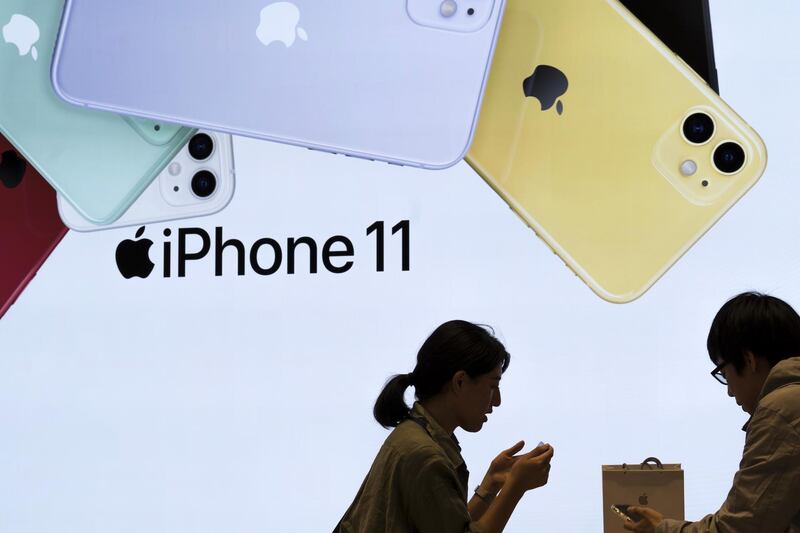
[493,389,502,407]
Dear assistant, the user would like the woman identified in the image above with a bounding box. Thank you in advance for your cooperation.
[334,320,554,533]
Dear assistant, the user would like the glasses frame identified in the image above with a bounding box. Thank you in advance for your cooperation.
[711,361,728,385]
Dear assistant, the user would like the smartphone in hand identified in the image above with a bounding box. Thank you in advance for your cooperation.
[611,504,646,523]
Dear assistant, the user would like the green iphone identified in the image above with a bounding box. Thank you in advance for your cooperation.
[0,0,194,224]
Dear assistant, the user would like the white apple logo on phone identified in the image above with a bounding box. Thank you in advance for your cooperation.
[2,14,40,61]
[256,2,307,48]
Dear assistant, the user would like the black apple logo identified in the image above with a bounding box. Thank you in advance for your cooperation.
[638,493,648,505]
[116,226,155,279]
[0,149,26,189]
[522,65,568,115]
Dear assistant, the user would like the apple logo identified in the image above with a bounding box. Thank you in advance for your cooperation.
[639,493,649,506]
[116,226,155,279]
[2,14,40,61]
[523,65,568,115]
[256,2,308,48]
[0,150,26,189]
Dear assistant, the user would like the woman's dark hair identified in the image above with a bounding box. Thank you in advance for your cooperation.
[707,291,800,372]
[373,320,510,428]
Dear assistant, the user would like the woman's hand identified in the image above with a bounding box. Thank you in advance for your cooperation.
[481,440,526,494]
[622,506,664,533]
[505,443,554,492]
[472,443,554,533]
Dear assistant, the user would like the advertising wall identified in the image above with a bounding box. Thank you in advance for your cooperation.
[2,1,799,532]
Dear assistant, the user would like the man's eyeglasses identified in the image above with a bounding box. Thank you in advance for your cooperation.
[711,361,728,385]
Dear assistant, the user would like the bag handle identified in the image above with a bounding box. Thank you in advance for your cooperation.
[621,457,664,470]
[641,457,663,469]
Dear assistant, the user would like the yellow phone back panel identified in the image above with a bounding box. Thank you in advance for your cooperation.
[467,0,767,303]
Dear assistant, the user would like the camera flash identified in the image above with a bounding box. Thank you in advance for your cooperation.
[440,0,458,17]
[680,160,697,176]
[168,162,182,176]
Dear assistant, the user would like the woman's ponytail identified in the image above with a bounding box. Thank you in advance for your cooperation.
[373,373,414,428]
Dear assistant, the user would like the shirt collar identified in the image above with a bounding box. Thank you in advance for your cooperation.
[743,356,800,432]
[741,417,751,432]
[410,402,465,470]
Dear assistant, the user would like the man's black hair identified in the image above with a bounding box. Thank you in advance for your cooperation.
[707,291,800,371]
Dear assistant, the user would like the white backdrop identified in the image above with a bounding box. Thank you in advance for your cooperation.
[2,1,800,531]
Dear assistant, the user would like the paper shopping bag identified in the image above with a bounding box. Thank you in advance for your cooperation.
[602,457,684,533]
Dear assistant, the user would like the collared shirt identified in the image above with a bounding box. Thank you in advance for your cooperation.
[334,402,484,533]
[658,356,800,533]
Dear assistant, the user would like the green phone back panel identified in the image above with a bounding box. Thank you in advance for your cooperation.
[0,0,194,224]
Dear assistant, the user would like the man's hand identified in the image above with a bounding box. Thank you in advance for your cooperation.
[623,506,664,533]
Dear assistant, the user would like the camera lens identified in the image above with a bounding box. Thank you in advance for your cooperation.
[713,142,746,174]
[682,112,715,144]
[188,133,214,160]
[191,170,217,198]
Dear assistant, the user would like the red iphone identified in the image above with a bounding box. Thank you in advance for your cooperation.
[1,134,67,319]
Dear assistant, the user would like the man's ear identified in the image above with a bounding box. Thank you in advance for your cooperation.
[744,350,758,373]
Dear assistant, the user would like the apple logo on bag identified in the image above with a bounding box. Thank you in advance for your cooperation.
[256,2,308,48]
[2,14,40,61]
[523,65,568,115]
[0,150,26,189]
[116,226,155,279]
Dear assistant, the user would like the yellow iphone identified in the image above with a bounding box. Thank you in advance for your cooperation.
[467,0,766,303]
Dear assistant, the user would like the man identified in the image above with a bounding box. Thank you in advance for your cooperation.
[626,292,800,533]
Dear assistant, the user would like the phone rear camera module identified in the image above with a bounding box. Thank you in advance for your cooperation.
[713,141,746,174]
[191,170,217,198]
[682,112,715,145]
[188,133,214,161]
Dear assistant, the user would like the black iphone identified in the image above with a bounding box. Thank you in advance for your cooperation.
[621,0,720,93]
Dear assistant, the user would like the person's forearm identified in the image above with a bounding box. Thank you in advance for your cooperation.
[468,494,490,521]
[657,514,723,533]
[468,477,499,521]
[475,482,526,533]
[656,518,692,533]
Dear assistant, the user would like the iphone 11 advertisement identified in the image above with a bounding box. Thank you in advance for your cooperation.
[1,1,799,532]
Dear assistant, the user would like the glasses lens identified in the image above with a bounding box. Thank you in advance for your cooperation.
[711,363,728,385]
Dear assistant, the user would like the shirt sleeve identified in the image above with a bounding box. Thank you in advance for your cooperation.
[657,403,800,533]
[402,449,484,533]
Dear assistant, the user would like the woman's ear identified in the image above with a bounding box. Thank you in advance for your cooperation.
[450,370,468,395]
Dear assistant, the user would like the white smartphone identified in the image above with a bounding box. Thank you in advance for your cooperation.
[51,0,506,169]
[58,131,235,231]
[611,504,645,523]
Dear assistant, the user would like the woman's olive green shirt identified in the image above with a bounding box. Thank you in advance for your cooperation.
[334,403,484,533]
